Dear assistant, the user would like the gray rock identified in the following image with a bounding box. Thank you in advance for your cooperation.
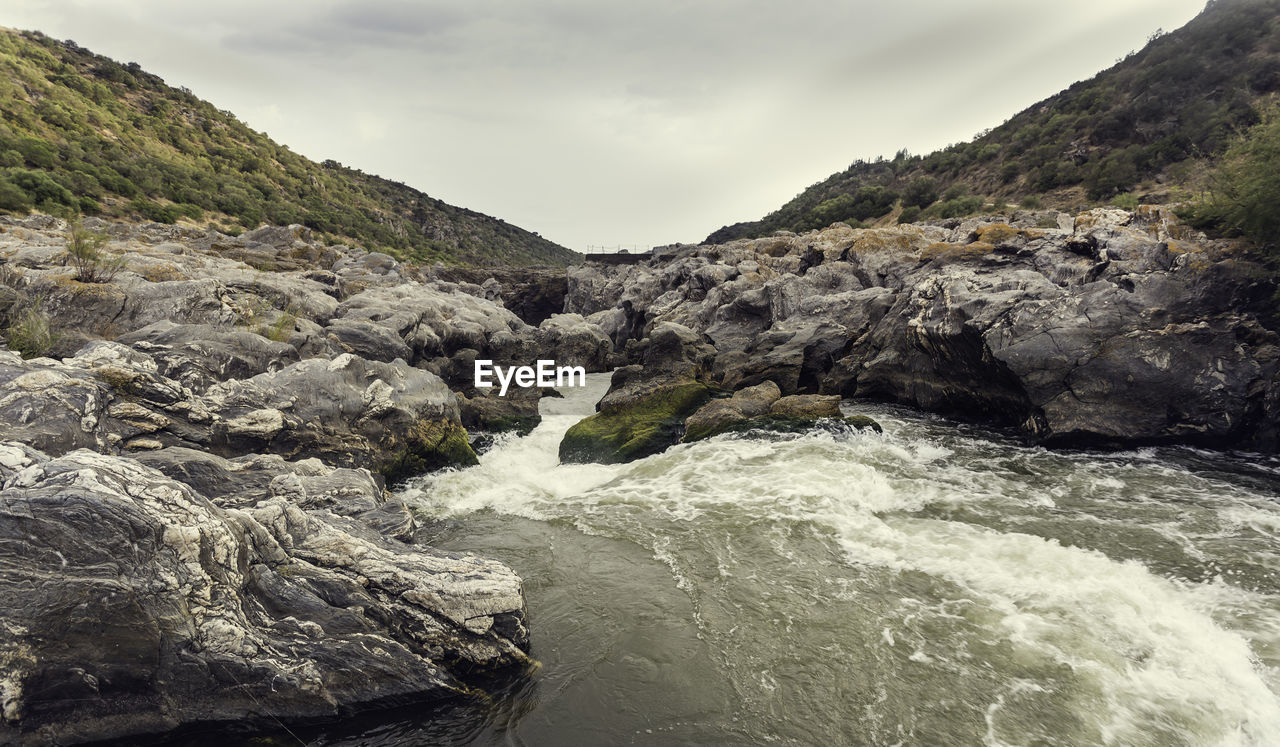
[324,317,414,363]
[115,320,301,391]
[204,353,477,480]
[769,394,843,419]
[0,448,527,745]
[536,313,613,371]
[0,350,111,455]
[564,210,1280,449]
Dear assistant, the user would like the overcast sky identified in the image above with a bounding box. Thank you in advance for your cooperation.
[6,1,1205,250]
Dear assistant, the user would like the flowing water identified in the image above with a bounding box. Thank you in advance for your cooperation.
[318,374,1280,745]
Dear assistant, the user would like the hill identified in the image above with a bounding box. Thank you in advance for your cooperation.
[707,0,1280,243]
[0,27,578,266]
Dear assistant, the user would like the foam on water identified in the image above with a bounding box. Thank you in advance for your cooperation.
[401,376,1280,744]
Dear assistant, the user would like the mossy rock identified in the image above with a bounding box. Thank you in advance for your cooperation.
[479,414,541,435]
[559,381,714,464]
[686,413,882,442]
[381,418,478,484]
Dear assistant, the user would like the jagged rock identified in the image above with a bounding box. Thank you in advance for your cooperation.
[566,210,1280,449]
[115,320,301,391]
[0,447,528,745]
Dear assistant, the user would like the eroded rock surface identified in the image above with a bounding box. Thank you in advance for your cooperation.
[0,216,549,742]
[0,447,528,746]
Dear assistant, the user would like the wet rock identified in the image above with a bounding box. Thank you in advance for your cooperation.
[458,386,543,435]
[683,381,782,442]
[0,448,528,746]
[559,375,713,464]
[769,394,843,419]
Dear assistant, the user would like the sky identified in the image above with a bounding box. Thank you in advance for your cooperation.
[4,1,1206,251]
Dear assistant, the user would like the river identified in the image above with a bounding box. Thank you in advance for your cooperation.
[314,373,1280,745]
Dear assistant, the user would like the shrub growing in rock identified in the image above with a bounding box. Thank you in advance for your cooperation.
[6,301,57,358]
[66,219,125,283]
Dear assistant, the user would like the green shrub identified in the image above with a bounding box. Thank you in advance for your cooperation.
[258,307,298,342]
[930,195,985,218]
[130,198,178,223]
[6,169,75,206]
[66,219,125,283]
[1190,105,1280,249]
[903,177,938,208]
[898,205,922,224]
[0,177,32,212]
[6,301,57,358]
[1111,192,1140,210]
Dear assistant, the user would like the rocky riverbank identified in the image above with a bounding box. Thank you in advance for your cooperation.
[0,215,608,744]
[565,206,1280,452]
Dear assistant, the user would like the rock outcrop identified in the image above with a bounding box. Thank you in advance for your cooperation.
[566,208,1280,449]
[0,215,560,742]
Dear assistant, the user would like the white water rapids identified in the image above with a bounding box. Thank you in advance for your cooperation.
[344,373,1280,745]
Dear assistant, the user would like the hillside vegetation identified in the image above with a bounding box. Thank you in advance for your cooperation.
[708,0,1280,243]
[0,27,577,266]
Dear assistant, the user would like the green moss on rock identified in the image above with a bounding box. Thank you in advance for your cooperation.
[685,413,883,442]
[381,418,478,484]
[481,415,541,436]
[559,381,714,464]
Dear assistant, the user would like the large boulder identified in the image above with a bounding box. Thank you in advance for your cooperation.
[560,323,717,464]
[205,353,478,481]
[683,380,782,441]
[0,350,111,455]
[0,447,529,745]
[683,383,880,442]
[536,313,613,371]
[458,386,543,436]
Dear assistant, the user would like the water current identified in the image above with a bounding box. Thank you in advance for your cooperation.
[315,373,1280,745]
